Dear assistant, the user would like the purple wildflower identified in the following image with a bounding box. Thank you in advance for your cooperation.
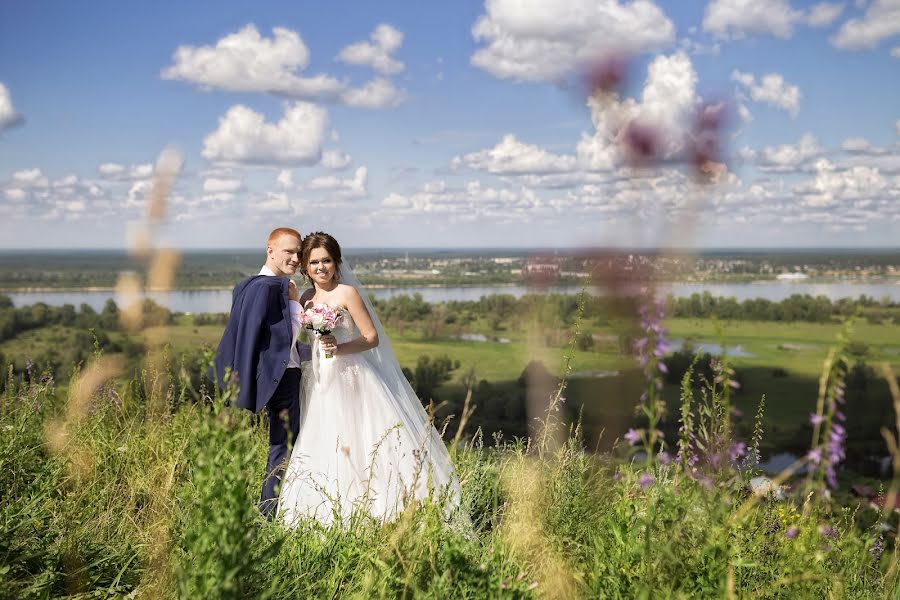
[638,473,655,490]
[871,534,884,563]
[785,527,799,540]
[825,465,838,490]
[807,448,823,465]
[657,361,668,374]
[730,406,744,418]
[819,525,838,540]
[658,451,672,465]
[728,442,747,463]
[809,413,824,426]
[613,472,625,482]
[624,428,642,446]
[25,359,34,379]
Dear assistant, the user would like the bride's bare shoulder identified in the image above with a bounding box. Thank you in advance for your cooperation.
[335,283,362,303]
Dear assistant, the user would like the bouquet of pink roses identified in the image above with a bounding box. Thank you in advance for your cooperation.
[300,304,344,358]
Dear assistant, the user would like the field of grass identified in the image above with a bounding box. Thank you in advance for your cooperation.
[1,363,896,598]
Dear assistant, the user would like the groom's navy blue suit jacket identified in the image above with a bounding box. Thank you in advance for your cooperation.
[213,275,296,414]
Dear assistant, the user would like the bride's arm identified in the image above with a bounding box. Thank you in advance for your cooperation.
[330,286,379,356]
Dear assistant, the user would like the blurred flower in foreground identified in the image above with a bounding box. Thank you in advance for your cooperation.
[581,52,630,98]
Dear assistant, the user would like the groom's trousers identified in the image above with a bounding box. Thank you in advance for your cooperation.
[259,368,301,520]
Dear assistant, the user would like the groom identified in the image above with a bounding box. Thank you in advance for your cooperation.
[214,227,311,520]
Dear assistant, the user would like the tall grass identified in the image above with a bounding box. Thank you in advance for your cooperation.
[0,341,896,598]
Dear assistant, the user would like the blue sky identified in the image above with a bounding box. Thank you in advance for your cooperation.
[0,0,898,248]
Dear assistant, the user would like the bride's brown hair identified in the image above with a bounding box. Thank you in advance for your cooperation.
[300,231,343,283]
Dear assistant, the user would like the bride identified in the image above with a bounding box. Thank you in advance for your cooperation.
[278,232,462,527]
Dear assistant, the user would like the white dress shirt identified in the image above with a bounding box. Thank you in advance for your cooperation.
[259,265,304,368]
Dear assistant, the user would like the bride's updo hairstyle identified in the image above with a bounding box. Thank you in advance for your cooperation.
[300,231,343,283]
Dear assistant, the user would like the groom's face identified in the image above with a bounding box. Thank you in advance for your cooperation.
[267,234,302,277]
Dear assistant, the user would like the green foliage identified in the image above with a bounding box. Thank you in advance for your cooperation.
[0,359,897,598]
[409,354,459,401]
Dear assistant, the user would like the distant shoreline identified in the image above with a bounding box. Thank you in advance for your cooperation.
[2,276,898,294]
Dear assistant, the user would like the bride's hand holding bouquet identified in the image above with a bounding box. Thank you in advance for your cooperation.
[300,304,344,358]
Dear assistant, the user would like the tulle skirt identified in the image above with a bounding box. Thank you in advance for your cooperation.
[278,350,459,528]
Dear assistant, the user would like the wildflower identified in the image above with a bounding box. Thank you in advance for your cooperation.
[870,534,884,563]
[819,525,838,540]
[825,465,838,490]
[807,448,823,465]
[582,53,629,96]
[809,413,824,426]
[731,406,744,418]
[785,526,799,539]
[613,472,625,482]
[554,396,566,412]
[658,451,672,465]
[657,361,668,374]
[638,473,655,490]
[25,358,34,378]
[624,428,642,446]
[728,442,747,463]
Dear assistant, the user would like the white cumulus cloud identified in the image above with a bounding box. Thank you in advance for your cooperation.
[202,102,328,166]
[161,24,344,99]
[799,158,887,206]
[340,78,406,109]
[831,0,900,49]
[470,0,675,81]
[0,83,23,133]
[731,70,801,117]
[453,134,577,175]
[704,0,804,39]
[758,133,822,170]
[321,149,352,170]
[807,2,846,26]
[98,162,154,180]
[11,168,49,189]
[202,177,242,193]
[308,166,368,197]
[336,24,405,75]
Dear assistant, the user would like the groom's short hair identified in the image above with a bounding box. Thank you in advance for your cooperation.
[267,227,301,245]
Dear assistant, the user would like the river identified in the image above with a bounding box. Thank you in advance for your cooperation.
[5,280,899,313]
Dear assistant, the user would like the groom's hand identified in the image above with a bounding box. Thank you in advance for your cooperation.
[288,279,300,302]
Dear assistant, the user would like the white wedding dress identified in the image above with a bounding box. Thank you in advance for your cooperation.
[278,289,462,528]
